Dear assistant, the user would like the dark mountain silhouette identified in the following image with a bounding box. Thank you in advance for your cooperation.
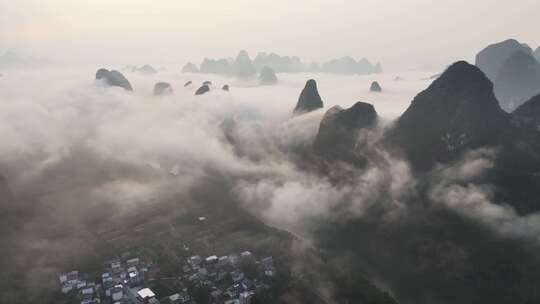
[293,79,324,116]
[370,81,382,92]
[259,66,278,85]
[494,50,540,111]
[313,102,378,164]
[232,50,256,78]
[386,61,511,171]
[534,47,540,62]
[381,60,540,213]
[182,62,199,73]
[95,69,133,91]
[475,39,533,81]
[153,82,173,96]
[195,84,210,95]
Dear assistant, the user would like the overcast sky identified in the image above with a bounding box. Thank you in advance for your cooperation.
[1,0,539,70]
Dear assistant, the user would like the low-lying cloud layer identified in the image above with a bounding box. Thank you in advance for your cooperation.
[0,66,428,295]
[429,148,540,243]
[3,65,540,301]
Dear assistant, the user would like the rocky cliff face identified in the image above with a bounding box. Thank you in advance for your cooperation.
[292,79,324,116]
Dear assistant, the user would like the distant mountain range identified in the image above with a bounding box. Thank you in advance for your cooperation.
[182,50,382,77]
[475,39,540,111]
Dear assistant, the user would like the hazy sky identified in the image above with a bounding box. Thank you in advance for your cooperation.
[1,0,539,70]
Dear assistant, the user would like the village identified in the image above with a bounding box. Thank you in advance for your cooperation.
[58,246,277,304]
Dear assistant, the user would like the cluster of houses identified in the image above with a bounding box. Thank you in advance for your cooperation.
[59,249,276,304]
[180,250,276,304]
[59,256,155,304]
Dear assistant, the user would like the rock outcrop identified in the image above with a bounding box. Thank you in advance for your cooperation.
[259,66,278,85]
[184,81,193,87]
[222,84,230,91]
[370,81,382,92]
[153,82,173,96]
[195,85,210,96]
[313,102,378,163]
[95,68,133,91]
[292,79,324,116]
